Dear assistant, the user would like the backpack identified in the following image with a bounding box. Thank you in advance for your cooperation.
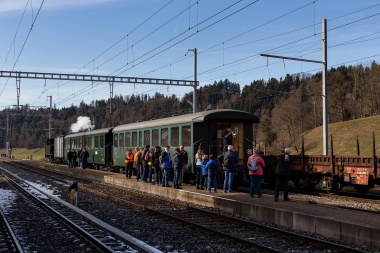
[248,156,259,172]
[223,153,234,168]
[144,152,150,162]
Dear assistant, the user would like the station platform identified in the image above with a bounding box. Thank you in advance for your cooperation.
[34,161,380,250]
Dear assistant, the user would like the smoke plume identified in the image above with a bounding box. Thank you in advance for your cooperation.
[70,116,95,133]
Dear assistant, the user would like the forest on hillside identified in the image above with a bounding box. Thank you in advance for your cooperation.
[1,61,380,150]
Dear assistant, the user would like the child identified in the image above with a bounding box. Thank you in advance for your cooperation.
[206,155,218,192]
[200,154,209,190]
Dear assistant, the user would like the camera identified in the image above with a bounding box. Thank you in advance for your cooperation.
[232,127,238,137]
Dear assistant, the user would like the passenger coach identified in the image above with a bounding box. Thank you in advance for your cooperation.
[64,127,113,169]
[112,109,260,184]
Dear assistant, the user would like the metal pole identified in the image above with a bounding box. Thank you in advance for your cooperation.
[6,108,9,158]
[193,48,197,113]
[48,96,52,139]
[109,81,113,114]
[322,18,328,155]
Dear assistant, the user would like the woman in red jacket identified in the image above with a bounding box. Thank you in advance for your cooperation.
[247,148,265,198]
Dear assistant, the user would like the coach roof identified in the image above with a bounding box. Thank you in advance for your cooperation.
[113,109,259,132]
[64,127,113,138]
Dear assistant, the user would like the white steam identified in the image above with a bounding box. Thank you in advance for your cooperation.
[70,116,95,133]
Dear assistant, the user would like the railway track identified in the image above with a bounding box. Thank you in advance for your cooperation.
[0,205,23,253]
[6,160,371,253]
[0,172,142,253]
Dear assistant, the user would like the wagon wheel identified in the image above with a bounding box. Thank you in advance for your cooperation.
[327,179,343,194]
[354,185,370,196]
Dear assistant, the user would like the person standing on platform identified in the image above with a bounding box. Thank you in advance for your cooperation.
[179,145,188,186]
[125,149,134,179]
[134,147,140,179]
[161,146,171,187]
[275,147,292,201]
[72,150,77,167]
[77,148,83,168]
[200,154,209,190]
[173,147,183,189]
[67,150,73,168]
[247,148,265,198]
[81,148,89,169]
[152,146,162,185]
[136,146,145,181]
[218,145,237,193]
[147,148,154,183]
[195,147,204,190]
[206,155,218,193]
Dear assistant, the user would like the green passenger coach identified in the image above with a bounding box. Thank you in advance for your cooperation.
[112,109,259,184]
[64,127,113,169]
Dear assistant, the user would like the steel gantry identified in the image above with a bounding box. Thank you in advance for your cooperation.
[0,70,199,113]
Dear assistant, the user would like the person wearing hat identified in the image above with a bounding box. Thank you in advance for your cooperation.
[247,148,265,198]
[275,147,292,201]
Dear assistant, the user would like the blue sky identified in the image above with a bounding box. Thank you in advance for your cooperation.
[0,0,379,109]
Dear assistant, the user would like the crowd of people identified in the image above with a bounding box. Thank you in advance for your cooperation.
[122,143,242,194]
[123,143,292,201]
[65,128,292,201]
[66,148,89,169]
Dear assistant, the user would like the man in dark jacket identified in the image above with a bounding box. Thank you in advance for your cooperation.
[275,147,292,201]
[179,145,188,186]
[67,150,73,168]
[173,147,183,189]
[81,148,89,169]
[217,145,238,193]
[152,146,162,185]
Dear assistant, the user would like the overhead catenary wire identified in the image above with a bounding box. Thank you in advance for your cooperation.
[0,0,45,99]
[17,1,380,108]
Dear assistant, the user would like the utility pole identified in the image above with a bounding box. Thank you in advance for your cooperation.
[47,96,52,139]
[187,48,198,113]
[6,108,9,158]
[322,18,328,155]
[260,18,329,155]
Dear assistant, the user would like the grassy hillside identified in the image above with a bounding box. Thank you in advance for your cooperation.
[0,148,45,160]
[302,115,380,156]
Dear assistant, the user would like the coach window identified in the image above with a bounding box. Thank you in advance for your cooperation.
[152,129,159,147]
[114,134,119,148]
[88,137,92,148]
[79,138,82,149]
[132,132,137,147]
[171,127,179,147]
[119,133,124,148]
[144,130,150,146]
[182,125,191,146]
[125,132,130,148]
[100,135,104,148]
[139,131,142,147]
[95,136,99,148]
[161,128,168,147]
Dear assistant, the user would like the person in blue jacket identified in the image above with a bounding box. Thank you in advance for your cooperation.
[161,146,171,187]
[206,154,218,193]
[200,154,209,190]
